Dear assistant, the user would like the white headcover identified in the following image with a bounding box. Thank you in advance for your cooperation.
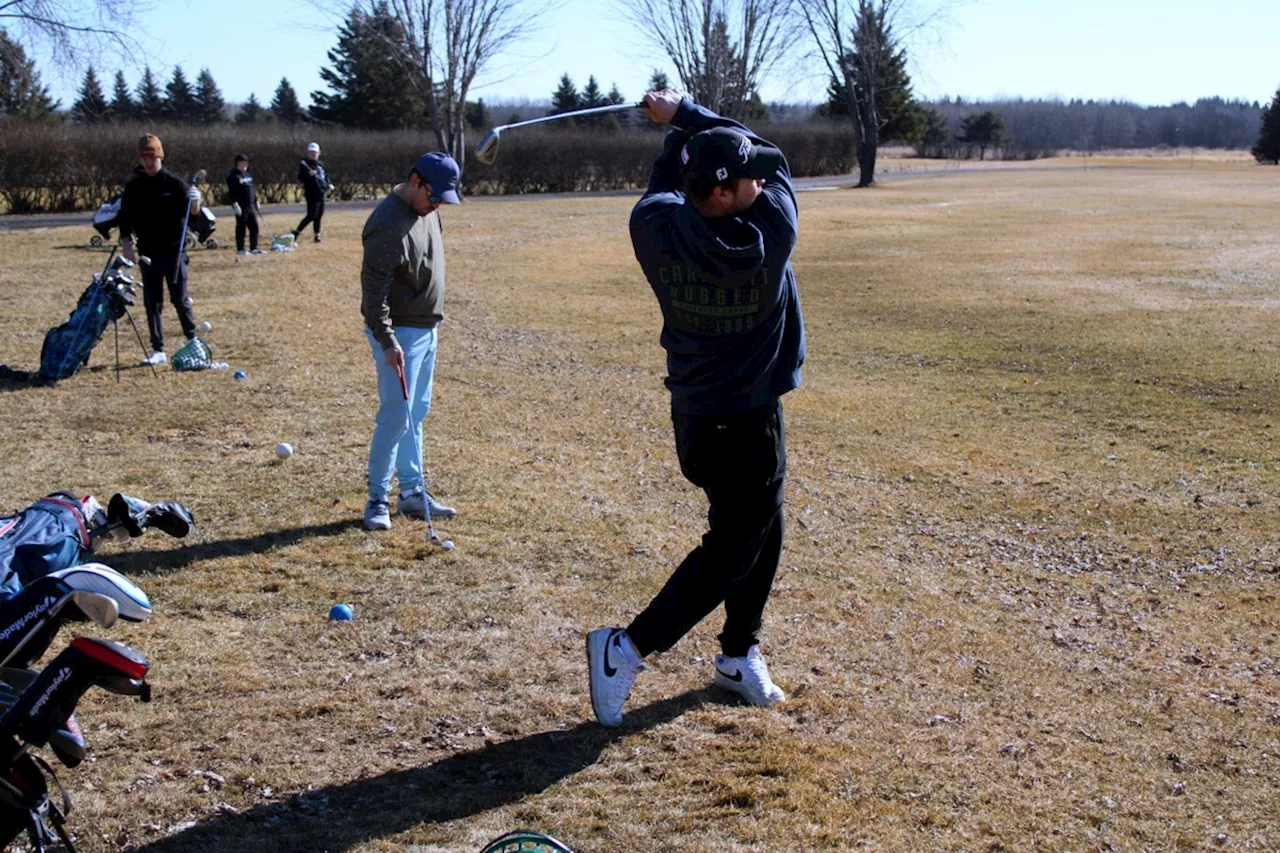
[48,563,151,622]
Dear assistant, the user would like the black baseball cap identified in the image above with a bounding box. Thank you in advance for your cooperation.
[680,127,782,183]
[234,153,249,163]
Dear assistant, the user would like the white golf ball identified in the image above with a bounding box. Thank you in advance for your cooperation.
[442,540,455,550]
[275,442,293,458]
[199,320,213,332]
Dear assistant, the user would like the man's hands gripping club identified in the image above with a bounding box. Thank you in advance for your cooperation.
[642,89,682,125]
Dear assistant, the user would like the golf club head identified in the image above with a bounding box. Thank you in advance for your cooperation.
[474,129,500,165]
[109,256,134,271]
[0,577,77,668]
[47,564,151,623]
[69,591,119,629]
[137,255,151,267]
[191,169,207,183]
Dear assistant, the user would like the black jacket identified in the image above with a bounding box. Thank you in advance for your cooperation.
[116,167,190,256]
[297,158,329,196]
[226,168,256,210]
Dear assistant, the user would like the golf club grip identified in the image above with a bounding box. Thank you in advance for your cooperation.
[396,363,409,401]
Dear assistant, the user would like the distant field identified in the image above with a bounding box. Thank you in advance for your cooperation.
[0,160,1277,852]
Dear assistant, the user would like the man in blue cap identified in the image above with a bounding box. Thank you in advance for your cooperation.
[360,152,463,531]
[587,90,805,727]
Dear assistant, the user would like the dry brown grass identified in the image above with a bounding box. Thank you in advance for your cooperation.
[0,164,1278,853]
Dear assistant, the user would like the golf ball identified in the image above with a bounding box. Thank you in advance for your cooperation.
[233,370,247,380]
[275,442,293,458]
[329,603,354,621]
[199,320,212,332]
[442,540,455,550]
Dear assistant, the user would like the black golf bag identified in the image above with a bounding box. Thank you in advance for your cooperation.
[185,207,218,250]
[37,272,134,382]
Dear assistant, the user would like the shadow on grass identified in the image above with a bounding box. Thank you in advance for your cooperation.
[134,689,707,853]
[113,520,362,577]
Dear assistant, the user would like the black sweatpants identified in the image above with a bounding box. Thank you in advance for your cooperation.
[295,193,324,236]
[234,211,259,251]
[141,253,196,352]
[627,399,787,658]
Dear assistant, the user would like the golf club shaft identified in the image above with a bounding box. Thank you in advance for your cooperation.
[396,363,439,544]
[497,101,642,132]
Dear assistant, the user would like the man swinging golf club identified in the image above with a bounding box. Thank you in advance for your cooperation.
[587,90,806,726]
[360,152,462,531]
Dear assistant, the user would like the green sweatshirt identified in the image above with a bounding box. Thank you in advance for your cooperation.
[360,190,445,351]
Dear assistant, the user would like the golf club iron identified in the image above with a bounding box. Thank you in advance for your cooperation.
[396,363,441,547]
[473,102,643,165]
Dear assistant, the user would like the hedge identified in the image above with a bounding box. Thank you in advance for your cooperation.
[0,120,856,214]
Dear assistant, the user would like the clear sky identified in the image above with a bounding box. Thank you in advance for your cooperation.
[31,0,1280,111]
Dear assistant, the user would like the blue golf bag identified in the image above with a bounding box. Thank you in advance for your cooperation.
[0,494,93,603]
[37,276,132,382]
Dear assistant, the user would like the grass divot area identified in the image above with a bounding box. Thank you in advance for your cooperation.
[1,161,1277,851]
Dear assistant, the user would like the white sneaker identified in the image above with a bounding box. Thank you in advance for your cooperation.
[398,488,456,519]
[586,627,645,727]
[714,646,785,706]
[140,351,167,366]
[363,499,391,531]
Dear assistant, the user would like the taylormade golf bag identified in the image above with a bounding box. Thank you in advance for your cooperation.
[0,637,152,852]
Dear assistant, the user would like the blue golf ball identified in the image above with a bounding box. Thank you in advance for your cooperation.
[329,603,354,621]
[233,370,247,380]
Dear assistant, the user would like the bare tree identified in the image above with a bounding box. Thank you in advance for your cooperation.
[0,0,143,71]
[334,0,549,171]
[615,0,795,120]
[796,0,947,186]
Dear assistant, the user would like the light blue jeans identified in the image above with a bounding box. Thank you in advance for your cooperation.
[366,325,437,501]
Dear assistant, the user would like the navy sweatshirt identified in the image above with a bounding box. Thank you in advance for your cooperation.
[226,168,256,210]
[116,167,191,257]
[629,98,805,415]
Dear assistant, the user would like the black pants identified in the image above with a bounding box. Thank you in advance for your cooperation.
[295,193,324,236]
[141,253,196,352]
[234,211,259,251]
[627,399,787,658]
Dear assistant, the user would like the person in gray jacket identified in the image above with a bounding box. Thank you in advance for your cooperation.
[360,152,462,531]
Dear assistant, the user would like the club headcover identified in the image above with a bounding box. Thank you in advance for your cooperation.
[107,493,150,537]
[144,501,194,539]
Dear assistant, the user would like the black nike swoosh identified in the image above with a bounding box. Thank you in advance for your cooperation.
[716,666,744,683]
[604,633,618,677]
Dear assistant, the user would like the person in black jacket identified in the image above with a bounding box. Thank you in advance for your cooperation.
[292,141,328,243]
[116,134,200,366]
[226,154,262,255]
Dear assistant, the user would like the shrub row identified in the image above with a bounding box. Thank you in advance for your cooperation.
[0,121,856,214]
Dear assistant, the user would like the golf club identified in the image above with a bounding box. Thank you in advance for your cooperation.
[395,363,440,547]
[474,102,643,164]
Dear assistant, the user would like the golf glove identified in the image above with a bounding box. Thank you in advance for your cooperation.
[232,202,242,217]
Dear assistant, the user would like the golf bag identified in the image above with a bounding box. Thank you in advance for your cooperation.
[37,271,136,382]
[0,491,192,603]
[185,206,218,250]
[89,195,122,248]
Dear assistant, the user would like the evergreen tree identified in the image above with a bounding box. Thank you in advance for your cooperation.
[235,93,268,125]
[270,77,306,124]
[311,3,426,129]
[1252,86,1280,165]
[72,67,109,124]
[821,41,923,143]
[958,110,1006,160]
[579,75,605,127]
[193,68,226,124]
[914,106,950,158]
[550,72,580,123]
[163,66,196,123]
[606,82,629,129]
[134,66,164,121]
[109,70,135,121]
[464,98,488,130]
[647,69,670,92]
[0,30,59,120]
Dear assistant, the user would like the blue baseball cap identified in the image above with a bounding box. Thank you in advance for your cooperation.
[412,152,462,204]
